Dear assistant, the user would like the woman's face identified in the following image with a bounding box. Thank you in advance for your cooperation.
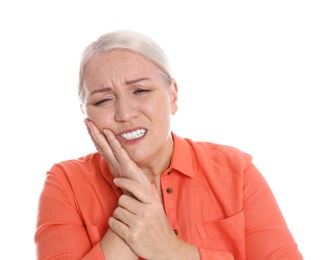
[81,50,178,166]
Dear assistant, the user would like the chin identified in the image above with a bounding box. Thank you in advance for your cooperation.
[127,149,151,166]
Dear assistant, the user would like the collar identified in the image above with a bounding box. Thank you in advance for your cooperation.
[170,132,195,178]
[99,132,195,186]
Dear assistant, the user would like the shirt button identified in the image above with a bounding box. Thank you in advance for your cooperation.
[166,188,173,194]
[168,169,173,175]
[174,229,179,235]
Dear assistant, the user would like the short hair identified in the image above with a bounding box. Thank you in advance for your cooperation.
[78,30,173,103]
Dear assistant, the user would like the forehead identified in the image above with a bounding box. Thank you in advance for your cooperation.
[82,50,165,98]
[84,49,158,75]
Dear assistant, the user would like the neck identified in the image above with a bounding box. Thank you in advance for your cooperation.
[140,136,174,184]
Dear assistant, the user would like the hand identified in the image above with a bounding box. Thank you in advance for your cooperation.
[84,119,152,192]
[85,119,199,259]
[109,177,182,259]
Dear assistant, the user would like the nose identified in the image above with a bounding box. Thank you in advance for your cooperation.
[114,97,138,122]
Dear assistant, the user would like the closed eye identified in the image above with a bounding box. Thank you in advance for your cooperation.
[94,98,113,106]
[133,89,150,95]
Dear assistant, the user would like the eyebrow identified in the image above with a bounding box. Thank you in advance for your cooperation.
[90,78,150,96]
[125,77,150,85]
[90,87,112,96]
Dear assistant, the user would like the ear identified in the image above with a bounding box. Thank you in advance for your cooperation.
[170,79,178,115]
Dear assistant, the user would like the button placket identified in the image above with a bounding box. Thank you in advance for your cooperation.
[162,168,179,237]
[166,169,173,194]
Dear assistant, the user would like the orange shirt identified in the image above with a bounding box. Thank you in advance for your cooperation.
[35,134,303,259]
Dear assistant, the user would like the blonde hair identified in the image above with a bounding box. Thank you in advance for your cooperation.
[78,30,173,103]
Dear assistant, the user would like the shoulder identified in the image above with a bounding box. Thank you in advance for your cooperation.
[182,137,253,171]
[41,152,110,197]
[188,137,251,157]
[47,152,103,180]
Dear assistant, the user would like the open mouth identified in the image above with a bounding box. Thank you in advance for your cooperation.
[121,129,147,140]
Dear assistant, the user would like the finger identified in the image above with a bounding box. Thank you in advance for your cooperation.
[103,129,135,166]
[108,216,130,241]
[84,119,100,151]
[85,120,118,164]
[113,202,136,221]
[86,120,111,154]
[104,129,152,189]
[86,122,131,170]
[114,178,153,204]
[118,194,144,214]
[86,120,151,190]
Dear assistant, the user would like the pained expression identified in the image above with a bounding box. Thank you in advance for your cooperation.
[81,50,178,165]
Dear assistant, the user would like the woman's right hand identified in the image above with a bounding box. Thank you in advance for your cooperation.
[84,118,152,193]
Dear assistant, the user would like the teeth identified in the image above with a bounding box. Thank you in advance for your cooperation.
[121,129,146,140]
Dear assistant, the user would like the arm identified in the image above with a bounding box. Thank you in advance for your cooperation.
[243,163,303,259]
[100,229,137,260]
[36,119,149,259]
[35,170,137,260]
[35,171,103,259]
[110,178,200,260]
[85,120,200,259]
[179,162,303,260]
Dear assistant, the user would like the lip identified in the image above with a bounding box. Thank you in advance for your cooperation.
[116,127,147,145]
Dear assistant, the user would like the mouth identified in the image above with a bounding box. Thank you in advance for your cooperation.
[120,128,147,140]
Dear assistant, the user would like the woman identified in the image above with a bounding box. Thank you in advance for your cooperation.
[35,30,303,259]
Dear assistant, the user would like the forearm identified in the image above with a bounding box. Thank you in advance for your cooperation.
[100,228,138,260]
[168,241,235,260]
[166,239,200,260]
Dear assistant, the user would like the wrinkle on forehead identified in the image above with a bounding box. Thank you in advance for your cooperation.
[83,50,162,93]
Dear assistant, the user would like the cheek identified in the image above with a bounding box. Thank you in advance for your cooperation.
[145,97,172,125]
[85,107,114,130]
[144,99,167,117]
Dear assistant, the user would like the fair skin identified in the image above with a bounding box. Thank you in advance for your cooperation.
[81,50,200,259]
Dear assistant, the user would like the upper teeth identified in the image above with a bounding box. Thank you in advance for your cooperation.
[121,129,146,140]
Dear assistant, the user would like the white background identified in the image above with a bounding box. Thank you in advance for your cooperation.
[1,1,324,259]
